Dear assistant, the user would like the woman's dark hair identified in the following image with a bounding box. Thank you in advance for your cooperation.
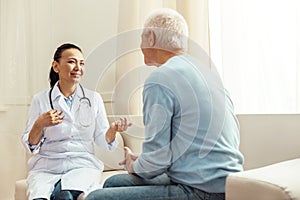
[49,43,82,88]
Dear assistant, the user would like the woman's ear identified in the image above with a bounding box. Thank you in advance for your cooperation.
[148,30,156,47]
[52,61,59,73]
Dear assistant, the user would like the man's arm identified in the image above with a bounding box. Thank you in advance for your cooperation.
[132,83,175,179]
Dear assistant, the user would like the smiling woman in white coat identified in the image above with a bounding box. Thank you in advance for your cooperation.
[22,43,131,200]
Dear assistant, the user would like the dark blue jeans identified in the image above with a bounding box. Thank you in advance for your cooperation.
[33,179,83,200]
[86,174,225,200]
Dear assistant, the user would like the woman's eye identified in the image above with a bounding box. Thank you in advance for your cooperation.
[80,63,85,66]
[68,61,75,64]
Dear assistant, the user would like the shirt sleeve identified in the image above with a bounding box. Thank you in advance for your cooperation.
[93,92,118,151]
[22,95,45,154]
[133,83,174,179]
[24,137,46,153]
[107,139,118,151]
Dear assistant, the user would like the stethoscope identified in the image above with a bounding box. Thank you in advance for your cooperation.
[49,83,93,127]
[49,83,91,110]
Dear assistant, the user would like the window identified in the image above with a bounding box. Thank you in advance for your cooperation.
[209,0,300,114]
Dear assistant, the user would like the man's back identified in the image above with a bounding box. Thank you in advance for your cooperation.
[137,54,244,193]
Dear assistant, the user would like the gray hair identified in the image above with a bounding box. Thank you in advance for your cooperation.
[143,8,189,53]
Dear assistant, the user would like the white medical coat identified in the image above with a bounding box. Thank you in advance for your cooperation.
[22,82,117,199]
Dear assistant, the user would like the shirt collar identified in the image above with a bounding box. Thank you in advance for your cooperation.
[51,81,83,102]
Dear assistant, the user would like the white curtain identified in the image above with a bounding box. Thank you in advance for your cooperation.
[209,0,300,114]
[0,0,32,106]
[113,0,210,115]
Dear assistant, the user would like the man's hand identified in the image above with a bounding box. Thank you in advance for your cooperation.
[119,146,138,174]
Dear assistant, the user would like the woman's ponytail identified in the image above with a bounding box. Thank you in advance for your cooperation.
[49,67,59,88]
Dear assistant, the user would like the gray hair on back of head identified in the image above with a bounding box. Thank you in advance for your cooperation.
[143,8,189,53]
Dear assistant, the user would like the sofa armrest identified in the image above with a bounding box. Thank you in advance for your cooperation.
[15,179,27,200]
[226,158,300,200]
[95,132,125,171]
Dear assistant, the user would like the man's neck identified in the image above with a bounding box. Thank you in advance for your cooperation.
[154,49,182,67]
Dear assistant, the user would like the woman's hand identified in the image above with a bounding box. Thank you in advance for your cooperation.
[110,117,132,132]
[106,117,132,143]
[28,110,64,145]
[37,110,64,128]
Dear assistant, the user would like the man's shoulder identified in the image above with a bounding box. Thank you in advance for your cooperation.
[145,58,181,82]
[144,68,172,89]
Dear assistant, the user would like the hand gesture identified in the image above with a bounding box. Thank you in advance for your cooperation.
[29,110,64,145]
[119,146,138,174]
[106,117,132,144]
[110,117,132,132]
[36,110,64,128]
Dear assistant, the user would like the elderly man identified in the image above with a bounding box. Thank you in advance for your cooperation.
[86,8,243,200]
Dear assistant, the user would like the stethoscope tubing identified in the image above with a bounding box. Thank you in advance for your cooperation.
[49,83,91,110]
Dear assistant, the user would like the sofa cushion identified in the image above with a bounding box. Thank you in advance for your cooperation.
[94,132,124,171]
[226,158,300,200]
[15,179,27,200]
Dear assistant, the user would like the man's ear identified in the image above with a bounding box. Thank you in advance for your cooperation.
[148,30,156,47]
[52,61,59,73]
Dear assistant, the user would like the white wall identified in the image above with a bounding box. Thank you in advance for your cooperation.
[237,114,300,170]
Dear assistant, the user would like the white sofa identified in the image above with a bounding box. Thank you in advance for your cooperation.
[15,114,300,200]
[226,114,300,200]
[226,158,300,200]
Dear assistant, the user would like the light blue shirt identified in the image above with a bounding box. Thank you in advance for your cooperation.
[64,94,74,111]
[133,55,244,193]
